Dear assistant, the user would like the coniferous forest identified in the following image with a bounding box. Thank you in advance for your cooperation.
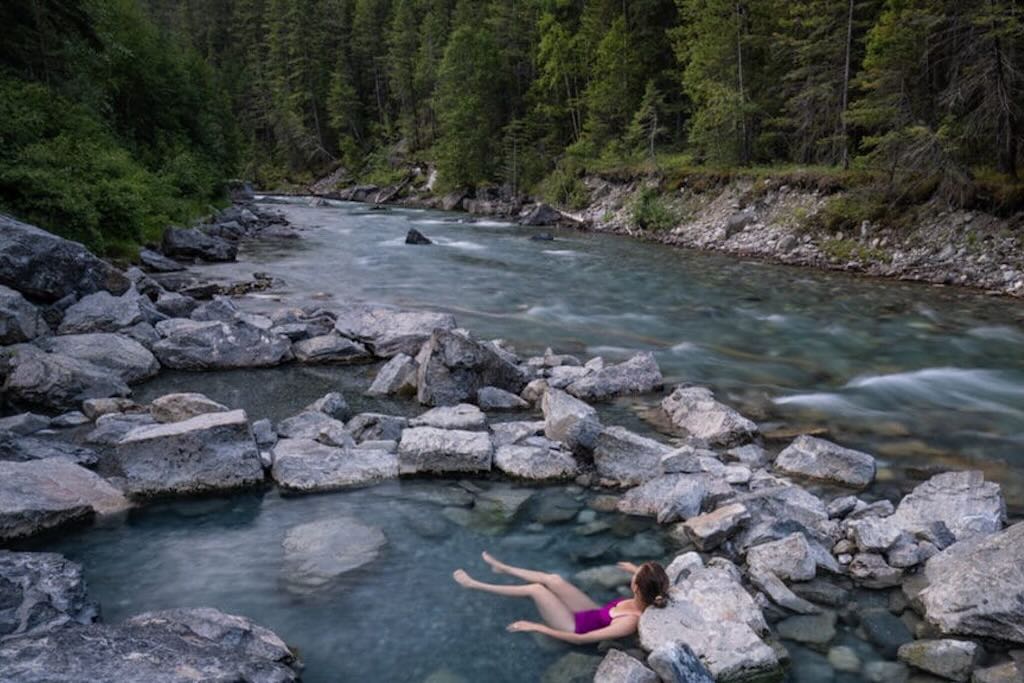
[1,0,1022,253]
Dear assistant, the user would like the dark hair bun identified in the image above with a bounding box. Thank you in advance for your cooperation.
[653,594,668,608]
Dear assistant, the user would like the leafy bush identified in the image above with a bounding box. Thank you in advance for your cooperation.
[807,192,887,235]
[629,187,678,231]
[542,166,590,210]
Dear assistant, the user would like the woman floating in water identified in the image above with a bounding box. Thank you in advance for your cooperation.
[453,552,670,644]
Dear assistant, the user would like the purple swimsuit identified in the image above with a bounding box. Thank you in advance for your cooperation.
[573,598,625,634]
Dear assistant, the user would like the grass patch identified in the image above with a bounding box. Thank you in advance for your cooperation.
[821,238,890,263]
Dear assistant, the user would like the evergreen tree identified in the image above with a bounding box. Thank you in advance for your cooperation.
[583,16,641,153]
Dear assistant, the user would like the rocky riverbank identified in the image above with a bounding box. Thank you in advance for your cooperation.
[1,204,1023,682]
[310,170,1024,299]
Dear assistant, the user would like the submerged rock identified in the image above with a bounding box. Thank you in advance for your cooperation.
[660,385,758,447]
[774,435,876,488]
[565,352,663,401]
[416,329,528,406]
[1,344,131,411]
[334,303,456,357]
[0,285,49,344]
[153,318,293,369]
[0,550,99,640]
[0,431,98,467]
[897,639,979,682]
[36,333,160,384]
[282,517,386,593]
[0,459,130,540]
[271,439,398,491]
[405,228,433,245]
[397,427,492,474]
[0,214,130,303]
[114,410,264,497]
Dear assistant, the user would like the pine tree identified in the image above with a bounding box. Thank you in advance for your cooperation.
[583,15,641,153]
[387,0,421,147]
[626,79,666,161]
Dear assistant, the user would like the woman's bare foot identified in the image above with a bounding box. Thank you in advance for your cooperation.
[481,551,508,575]
[452,569,477,588]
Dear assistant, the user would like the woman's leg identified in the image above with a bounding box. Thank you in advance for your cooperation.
[453,570,576,632]
[481,552,599,612]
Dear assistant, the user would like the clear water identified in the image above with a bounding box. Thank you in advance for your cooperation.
[25,198,1024,681]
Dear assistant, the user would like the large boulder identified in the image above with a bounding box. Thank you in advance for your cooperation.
[565,352,663,401]
[887,470,1005,542]
[334,304,456,357]
[398,427,492,474]
[1,344,131,411]
[774,435,876,488]
[0,431,98,467]
[35,333,159,384]
[291,333,372,364]
[0,551,98,640]
[113,410,264,497]
[917,521,1024,644]
[541,388,602,454]
[638,557,781,681]
[593,426,672,486]
[0,460,130,540]
[282,517,386,594]
[161,227,237,262]
[153,319,292,369]
[57,291,149,334]
[0,619,298,683]
[0,285,49,344]
[660,386,758,447]
[0,215,130,303]
[416,329,528,406]
[271,439,398,491]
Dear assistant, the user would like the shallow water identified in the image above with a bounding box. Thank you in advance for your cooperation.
[28,198,1024,681]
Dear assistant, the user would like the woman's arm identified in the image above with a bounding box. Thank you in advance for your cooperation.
[507,617,638,644]
[617,561,639,574]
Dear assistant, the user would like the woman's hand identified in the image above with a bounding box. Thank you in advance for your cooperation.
[507,620,542,633]
[617,561,639,574]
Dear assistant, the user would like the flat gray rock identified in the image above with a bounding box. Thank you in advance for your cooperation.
[897,639,979,682]
[57,291,148,334]
[745,532,817,582]
[477,385,529,410]
[276,411,353,447]
[1,344,131,411]
[0,214,130,303]
[593,425,672,486]
[493,444,579,480]
[491,420,544,446]
[0,459,130,540]
[346,413,408,442]
[0,284,49,344]
[282,517,386,593]
[681,503,751,551]
[138,248,185,273]
[271,439,398,491]
[397,427,492,474]
[334,304,456,357]
[36,333,160,384]
[291,333,372,364]
[0,431,98,466]
[660,385,758,447]
[114,409,263,497]
[410,403,487,431]
[149,392,229,423]
[153,318,292,369]
[887,470,1005,542]
[617,474,706,523]
[565,351,663,401]
[0,551,98,641]
[774,435,876,488]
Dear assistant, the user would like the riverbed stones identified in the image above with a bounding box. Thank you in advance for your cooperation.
[0,413,50,435]
[860,608,914,659]
[493,444,579,480]
[0,431,98,466]
[776,610,838,646]
[0,285,49,344]
[0,214,130,302]
[0,551,98,640]
[124,607,295,667]
[917,521,1024,644]
[153,318,293,369]
[617,474,706,523]
[749,566,819,614]
[334,303,456,357]
[162,226,238,262]
[366,353,418,397]
[593,426,673,486]
[36,333,160,384]
[281,517,386,593]
[774,435,876,488]
[897,639,979,682]
[1,344,131,411]
[594,649,659,683]
[730,484,837,553]
[746,532,817,582]
[276,411,353,447]
[149,392,229,423]
[397,427,492,474]
[0,460,130,540]
[638,557,780,681]
[84,412,155,446]
[346,413,408,442]
[491,420,544,446]
[271,439,398,491]
[416,329,528,406]
[681,503,751,550]
[565,352,663,401]
[410,403,487,430]
[542,388,602,454]
[886,471,1005,542]
[660,385,759,447]
[848,552,903,588]
[292,333,372,364]
[477,385,529,410]
[57,291,148,334]
[113,409,263,497]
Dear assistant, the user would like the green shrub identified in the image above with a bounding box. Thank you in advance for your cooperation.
[542,166,590,210]
[629,187,678,231]
[808,192,888,235]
